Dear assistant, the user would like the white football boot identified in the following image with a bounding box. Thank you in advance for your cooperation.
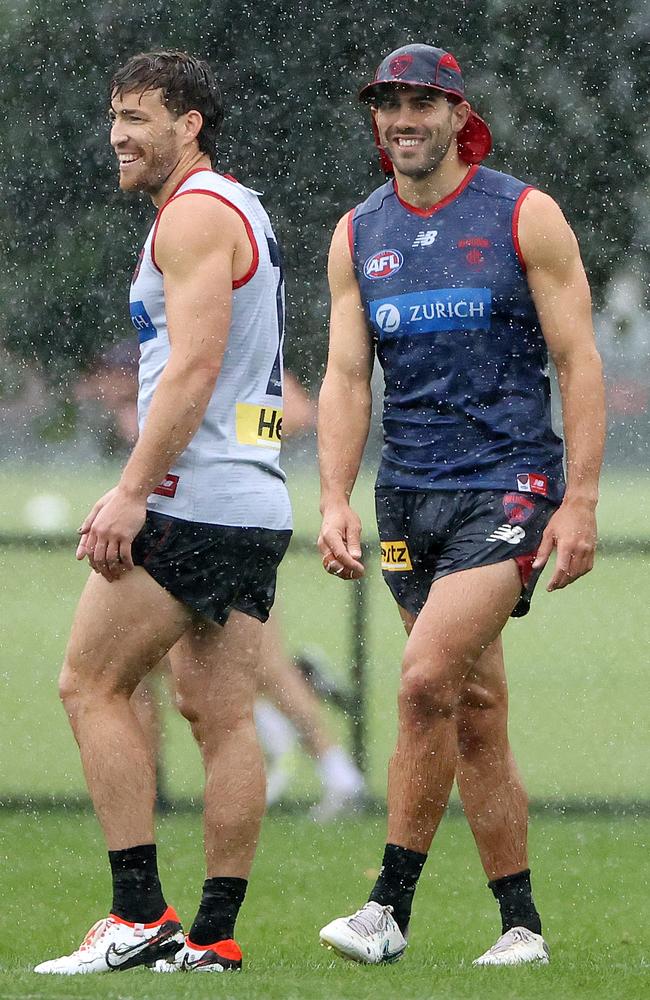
[473,925,550,966]
[34,906,184,974]
[319,901,407,964]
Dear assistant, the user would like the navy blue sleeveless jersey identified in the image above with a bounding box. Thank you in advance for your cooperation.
[350,164,565,504]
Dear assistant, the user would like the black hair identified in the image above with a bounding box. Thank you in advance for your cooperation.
[110,51,224,160]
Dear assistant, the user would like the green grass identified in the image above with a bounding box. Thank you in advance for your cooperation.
[0,811,647,999]
[0,466,648,996]
[0,463,649,803]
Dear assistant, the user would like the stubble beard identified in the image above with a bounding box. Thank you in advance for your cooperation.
[391,131,455,180]
[119,137,182,196]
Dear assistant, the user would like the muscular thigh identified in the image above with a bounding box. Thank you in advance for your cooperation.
[402,560,521,682]
[65,567,193,693]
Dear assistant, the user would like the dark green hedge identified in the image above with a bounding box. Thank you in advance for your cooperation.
[0,0,646,384]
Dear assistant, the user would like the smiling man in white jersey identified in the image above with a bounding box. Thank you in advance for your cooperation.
[35,51,292,975]
[317,44,605,967]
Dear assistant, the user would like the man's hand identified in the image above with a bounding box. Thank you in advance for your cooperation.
[318,502,365,580]
[532,497,597,591]
[76,487,146,582]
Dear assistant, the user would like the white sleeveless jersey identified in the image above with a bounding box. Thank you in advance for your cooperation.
[129,169,292,530]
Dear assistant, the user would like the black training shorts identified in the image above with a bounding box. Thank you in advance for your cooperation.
[132,511,292,625]
[375,488,558,619]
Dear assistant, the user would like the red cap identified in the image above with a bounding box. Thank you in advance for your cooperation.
[360,44,492,171]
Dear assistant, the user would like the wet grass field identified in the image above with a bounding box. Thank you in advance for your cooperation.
[1,464,648,805]
[0,811,647,999]
[0,464,649,996]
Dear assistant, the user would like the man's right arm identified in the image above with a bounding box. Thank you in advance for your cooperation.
[318,212,374,579]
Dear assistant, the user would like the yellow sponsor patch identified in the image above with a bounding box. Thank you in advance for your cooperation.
[236,403,283,448]
[380,540,413,572]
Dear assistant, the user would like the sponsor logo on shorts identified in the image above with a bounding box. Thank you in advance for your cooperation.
[153,473,179,498]
[503,493,536,524]
[236,403,282,448]
[381,540,413,571]
[516,472,548,496]
[363,249,404,280]
[486,524,526,545]
[370,287,491,336]
[130,300,158,343]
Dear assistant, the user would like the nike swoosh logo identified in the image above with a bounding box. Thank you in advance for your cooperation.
[180,954,226,971]
[105,929,170,969]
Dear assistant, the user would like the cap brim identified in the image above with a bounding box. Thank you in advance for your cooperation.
[359,79,465,104]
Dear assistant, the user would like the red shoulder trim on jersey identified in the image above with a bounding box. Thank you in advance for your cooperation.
[151,189,259,288]
[512,186,535,272]
[346,209,356,264]
[393,164,479,218]
[150,168,216,273]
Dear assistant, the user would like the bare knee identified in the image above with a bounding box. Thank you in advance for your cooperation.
[58,660,80,717]
[456,681,508,759]
[176,682,252,749]
[398,664,458,725]
[58,652,133,723]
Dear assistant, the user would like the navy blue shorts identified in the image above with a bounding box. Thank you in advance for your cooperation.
[132,511,292,625]
[375,489,557,618]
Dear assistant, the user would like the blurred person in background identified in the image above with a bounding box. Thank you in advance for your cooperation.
[36,50,293,976]
[76,347,365,816]
[317,44,604,967]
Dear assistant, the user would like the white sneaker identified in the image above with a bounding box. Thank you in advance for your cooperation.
[152,936,243,972]
[34,906,184,974]
[473,926,550,966]
[319,902,407,964]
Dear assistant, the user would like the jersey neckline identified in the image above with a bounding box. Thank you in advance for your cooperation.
[159,167,215,213]
[392,164,479,218]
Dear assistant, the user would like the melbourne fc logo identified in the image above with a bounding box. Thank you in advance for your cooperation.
[364,249,403,280]
[389,54,414,77]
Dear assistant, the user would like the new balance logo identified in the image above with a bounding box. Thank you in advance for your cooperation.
[412,230,438,247]
[486,524,526,545]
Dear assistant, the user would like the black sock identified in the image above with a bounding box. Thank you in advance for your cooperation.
[488,868,542,935]
[368,843,427,934]
[108,843,167,923]
[189,877,248,945]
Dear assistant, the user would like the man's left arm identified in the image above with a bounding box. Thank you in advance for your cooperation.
[518,189,606,591]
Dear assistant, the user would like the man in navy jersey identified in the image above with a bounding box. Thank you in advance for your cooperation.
[318,44,604,967]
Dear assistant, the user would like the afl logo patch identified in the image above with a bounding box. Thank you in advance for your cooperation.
[364,249,403,280]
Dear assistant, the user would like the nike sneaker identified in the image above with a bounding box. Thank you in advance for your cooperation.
[152,936,243,972]
[34,905,184,974]
[319,901,407,964]
[473,925,550,966]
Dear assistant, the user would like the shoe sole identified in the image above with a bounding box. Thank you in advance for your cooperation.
[473,955,550,967]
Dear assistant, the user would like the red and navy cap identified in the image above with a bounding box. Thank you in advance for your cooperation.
[359,43,492,172]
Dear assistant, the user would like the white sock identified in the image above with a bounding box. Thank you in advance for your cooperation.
[317,746,365,795]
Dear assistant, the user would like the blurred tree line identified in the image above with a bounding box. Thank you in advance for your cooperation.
[0,0,647,389]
